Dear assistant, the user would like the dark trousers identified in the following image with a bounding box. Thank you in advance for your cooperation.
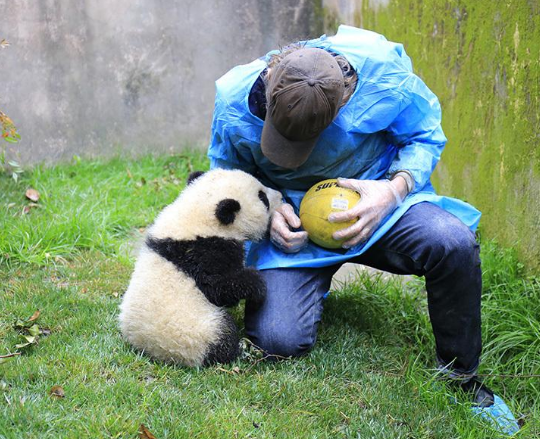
[245,202,482,376]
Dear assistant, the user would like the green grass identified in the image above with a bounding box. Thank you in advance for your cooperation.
[0,152,209,266]
[1,153,539,438]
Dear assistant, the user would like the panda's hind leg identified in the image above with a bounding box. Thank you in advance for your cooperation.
[203,312,240,366]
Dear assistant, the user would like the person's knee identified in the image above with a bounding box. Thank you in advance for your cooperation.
[244,267,332,359]
[249,325,315,358]
[426,214,479,266]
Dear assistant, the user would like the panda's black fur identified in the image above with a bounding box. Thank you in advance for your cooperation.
[118,169,281,367]
[145,236,266,309]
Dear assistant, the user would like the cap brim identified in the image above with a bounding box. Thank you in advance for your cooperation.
[261,112,318,169]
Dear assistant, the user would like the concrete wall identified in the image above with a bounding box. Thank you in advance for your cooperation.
[3,0,539,269]
[1,0,321,163]
[323,0,540,270]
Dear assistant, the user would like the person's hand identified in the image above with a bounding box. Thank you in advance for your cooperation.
[270,203,309,253]
[328,178,404,248]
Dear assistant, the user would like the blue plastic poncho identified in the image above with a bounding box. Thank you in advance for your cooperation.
[208,25,481,270]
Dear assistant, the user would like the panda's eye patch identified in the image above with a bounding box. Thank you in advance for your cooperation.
[215,198,241,225]
[258,190,269,210]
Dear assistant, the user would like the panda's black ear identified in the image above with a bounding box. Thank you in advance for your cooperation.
[215,198,241,225]
[187,171,205,185]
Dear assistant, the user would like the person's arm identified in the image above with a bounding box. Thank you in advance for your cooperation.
[384,73,447,194]
[329,72,445,248]
[207,91,257,173]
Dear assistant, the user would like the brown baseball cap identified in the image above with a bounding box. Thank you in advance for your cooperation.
[261,47,345,169]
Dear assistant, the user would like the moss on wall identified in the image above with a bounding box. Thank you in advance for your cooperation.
[324,0,540,271]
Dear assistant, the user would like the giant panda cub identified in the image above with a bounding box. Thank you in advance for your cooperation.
[119,169,281,367]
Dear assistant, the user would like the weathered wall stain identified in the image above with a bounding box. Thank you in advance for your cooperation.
[324,0,540,270]
[1,0,322,163]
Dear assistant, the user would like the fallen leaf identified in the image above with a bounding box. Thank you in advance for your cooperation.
[14,319,26,329]
[13,313,45,350]
[28,310,41,322]
[112,292,119,298]
[50,385,65,398]
[139,424,157,439]
[25,188,40,202]
[27,324,40,337]
[15,312,41,329]
[21,203,39,215]
[21,334,36,344]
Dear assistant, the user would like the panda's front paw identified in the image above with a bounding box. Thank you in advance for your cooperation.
[242,268,267,305]
[205,269,266,308]
[216,296,242,308]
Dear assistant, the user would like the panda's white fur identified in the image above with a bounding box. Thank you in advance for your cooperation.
[119,169,281,367]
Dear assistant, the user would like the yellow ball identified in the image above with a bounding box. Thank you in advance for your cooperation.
[299,179,360,249]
